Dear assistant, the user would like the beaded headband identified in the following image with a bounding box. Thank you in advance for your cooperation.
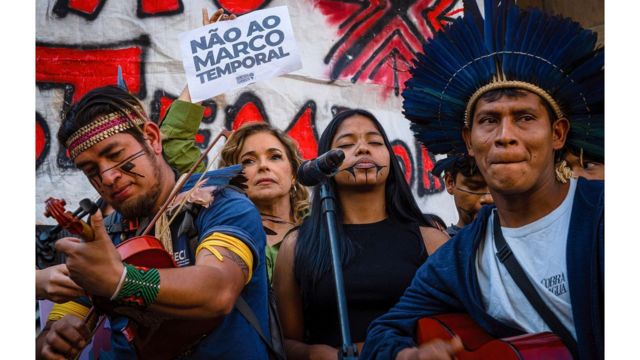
[464,80,565,127]
[66,111,145,159]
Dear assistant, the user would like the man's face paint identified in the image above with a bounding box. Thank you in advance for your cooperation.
[75,132,164,219]
[445,171,493,226]
[88,149,146,188]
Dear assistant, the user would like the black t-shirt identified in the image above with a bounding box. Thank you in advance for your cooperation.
[301,218,427,346]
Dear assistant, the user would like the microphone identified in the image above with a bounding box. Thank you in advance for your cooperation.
[297,149,345,186]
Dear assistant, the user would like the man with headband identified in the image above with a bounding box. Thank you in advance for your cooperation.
[36,86,270,359]
[362,1,603,359]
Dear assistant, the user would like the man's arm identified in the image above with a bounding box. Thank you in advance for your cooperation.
[55,194,261,319]
[360,241,464,360]
[159,99,207,174]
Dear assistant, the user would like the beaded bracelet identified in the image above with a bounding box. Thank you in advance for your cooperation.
[112,263,160,309]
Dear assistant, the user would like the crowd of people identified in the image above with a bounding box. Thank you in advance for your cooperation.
[36,1,604,359]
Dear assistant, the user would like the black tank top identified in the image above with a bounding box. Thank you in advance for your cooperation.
[301,218,427,346]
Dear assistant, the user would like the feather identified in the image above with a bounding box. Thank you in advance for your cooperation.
[432,155,464,177]
[401,0,603,159]
[180,164,245,193]
[116,65,129,92]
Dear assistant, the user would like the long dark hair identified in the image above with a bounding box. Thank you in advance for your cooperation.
[293,109,430,297]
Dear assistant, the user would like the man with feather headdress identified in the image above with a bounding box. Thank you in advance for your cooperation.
[362,1,603,359]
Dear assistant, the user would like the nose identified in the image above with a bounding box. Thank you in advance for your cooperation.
[257,158,270,172]
[494,119,518,148]
[100,167,122,187]
[479,191,494,205]
[354,141,371,155]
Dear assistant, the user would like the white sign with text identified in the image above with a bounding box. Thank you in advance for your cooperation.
[179,6,302,102]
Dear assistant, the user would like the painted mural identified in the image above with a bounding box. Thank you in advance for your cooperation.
[36,0,463,226]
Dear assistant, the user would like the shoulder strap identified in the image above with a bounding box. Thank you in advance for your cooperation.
[235,296,284,360]
[492,211,579,358]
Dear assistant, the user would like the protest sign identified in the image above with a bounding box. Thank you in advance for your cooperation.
[179,6,302,102]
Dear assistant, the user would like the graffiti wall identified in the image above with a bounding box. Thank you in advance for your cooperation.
[36,0,464,225]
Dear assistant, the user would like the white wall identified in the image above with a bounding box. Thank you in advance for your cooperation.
[36,0,461,226]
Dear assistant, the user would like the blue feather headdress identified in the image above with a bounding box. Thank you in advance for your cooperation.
[403,0,604,162]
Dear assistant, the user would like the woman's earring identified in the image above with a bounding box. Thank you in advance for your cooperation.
[290,179,297,198]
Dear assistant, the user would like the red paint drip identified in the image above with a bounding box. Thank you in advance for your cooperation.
[392,144,412,185]
[316,0,362,28]
[217,0,266,15]
[68,0,101,14]
[421,145,442,191]
[140,0,180,14]
[426,0,456,33]
[36,46,143,102]
[158,97,174,124]
[448,8,464,16]
[36,121,46,160]
[231,102,265,130]
[286,107,317,160]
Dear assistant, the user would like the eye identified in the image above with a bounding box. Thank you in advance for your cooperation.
[271,153,283,160]
[369,141,384,146]
[337,143,354,149]
[82,167,99,179]
[241,158,255,166]
[478,116,497,125]
[519,114,536,122]
[107,150,124,161]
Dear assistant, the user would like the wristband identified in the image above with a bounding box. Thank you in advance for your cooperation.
[112,263,160,309]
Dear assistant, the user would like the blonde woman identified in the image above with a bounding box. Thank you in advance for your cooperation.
[163,117,309,281]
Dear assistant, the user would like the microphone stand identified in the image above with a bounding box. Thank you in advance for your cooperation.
[319,182,358,360]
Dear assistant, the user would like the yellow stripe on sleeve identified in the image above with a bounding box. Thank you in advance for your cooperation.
[47,301,90,322]
[196,232,254,284]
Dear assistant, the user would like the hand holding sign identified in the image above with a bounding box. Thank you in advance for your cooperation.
[203,8,236,25]
[179,6,302,102]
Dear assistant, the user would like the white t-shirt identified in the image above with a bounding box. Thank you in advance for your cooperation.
[475,178,578,339]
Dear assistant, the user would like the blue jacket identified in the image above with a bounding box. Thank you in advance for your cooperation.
[361,178,604,360]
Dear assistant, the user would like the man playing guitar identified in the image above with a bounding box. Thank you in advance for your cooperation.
[361,1,604,359]
[36,85,270,359]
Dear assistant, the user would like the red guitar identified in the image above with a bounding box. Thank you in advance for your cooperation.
[416,314,572,359]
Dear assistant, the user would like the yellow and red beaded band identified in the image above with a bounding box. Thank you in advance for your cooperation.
[463,80,565,127]
[65,110,146,160]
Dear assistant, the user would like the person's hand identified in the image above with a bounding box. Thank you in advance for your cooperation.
[55,209,124,298]
[36,264,84,303]
[39,315,91,360]
[397,336,464,360]
[202,8,237,26]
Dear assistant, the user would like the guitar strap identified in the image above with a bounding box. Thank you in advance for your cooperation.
[492,211,579,359]
[235,295,286,360]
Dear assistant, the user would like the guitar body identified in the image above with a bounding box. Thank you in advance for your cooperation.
[416,314,572,359]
